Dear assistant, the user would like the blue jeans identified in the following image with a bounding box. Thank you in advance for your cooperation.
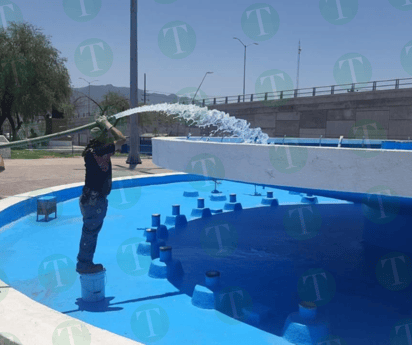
[77,187,108,269]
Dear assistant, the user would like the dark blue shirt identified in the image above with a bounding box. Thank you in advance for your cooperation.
[84,142,115,196]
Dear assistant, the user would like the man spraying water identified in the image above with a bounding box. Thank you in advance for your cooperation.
[76,115,127,274]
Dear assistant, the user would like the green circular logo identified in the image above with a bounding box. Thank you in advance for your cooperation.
[297,268,336,306]
[185,153,225,192]
[255,69,294,108]
[283,204,323,240]
[241,3,280,41]
[158,20,196,59]
[347,119,386,158]
[74,38,113,77]
[361,186,400,225]
[117,237,151,276]
[333,53,372,90]
[376,252,412,291]
[52,320,91,345]
[319,0,358,25]
[110,181,142,210]
[63,0,102,22]
[172,86,211,106]
[0,1,23,30]
[200,219,238,258]
[131,303,170,343]
[38,254,76,293]
[268,144,308,174]
[215,286,253,325]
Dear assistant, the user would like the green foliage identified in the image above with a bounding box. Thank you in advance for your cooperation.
[0,21,72,138]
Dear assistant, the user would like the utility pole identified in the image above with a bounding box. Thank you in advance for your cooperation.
[144,73,146,105]
[296,40,302,93]
[127,0,142,166]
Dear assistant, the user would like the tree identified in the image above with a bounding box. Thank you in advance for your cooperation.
[0,22,72,141]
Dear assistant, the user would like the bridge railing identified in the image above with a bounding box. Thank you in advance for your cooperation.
[190,77,412,107]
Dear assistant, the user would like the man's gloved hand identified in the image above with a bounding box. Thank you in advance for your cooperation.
[96,115,108,129]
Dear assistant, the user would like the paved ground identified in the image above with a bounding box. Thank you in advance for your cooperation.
[0,155,175,199]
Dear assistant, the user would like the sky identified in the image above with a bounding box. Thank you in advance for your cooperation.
[1,0,412,102]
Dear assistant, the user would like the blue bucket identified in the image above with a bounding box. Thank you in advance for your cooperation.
[79,269,106,302]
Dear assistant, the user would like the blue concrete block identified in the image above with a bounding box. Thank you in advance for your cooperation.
[282,312,331,344]
[156,225,169,241]
[210,209,223,214]
[164,214,188,228]
[261,198,279,207]
[223,202,242,211]
[137,242,151,256]
[148,258,167,279]
[301,196,318,204]
[167,259,184,280]
[210,193,227,202]
[191,208,212,218]
[242,302,271,325]
[192,284,217,309]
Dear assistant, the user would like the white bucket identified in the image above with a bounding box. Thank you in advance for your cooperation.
[79,270,106,302]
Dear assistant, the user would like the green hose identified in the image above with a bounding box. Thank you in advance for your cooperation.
[0,106,139,150]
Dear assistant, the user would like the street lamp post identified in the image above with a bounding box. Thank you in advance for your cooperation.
[127,0,142,166]
[192,72,213,105]
[79,78,99,117]
[233,38,258,102]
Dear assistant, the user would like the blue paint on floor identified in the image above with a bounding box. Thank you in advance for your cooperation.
[0,180,410,344]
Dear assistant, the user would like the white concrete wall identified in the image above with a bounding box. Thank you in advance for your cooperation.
[152,137,412,199]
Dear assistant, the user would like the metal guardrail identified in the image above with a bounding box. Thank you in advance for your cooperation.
[190,77,412,106]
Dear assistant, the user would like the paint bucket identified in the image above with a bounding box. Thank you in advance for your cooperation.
[79,269,106,302]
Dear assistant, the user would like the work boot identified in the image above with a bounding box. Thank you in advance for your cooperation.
[76,262,104,274]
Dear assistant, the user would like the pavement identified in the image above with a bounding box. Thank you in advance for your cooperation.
[0,154,175,199]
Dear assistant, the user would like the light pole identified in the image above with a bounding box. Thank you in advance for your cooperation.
[233,38,258,102]
[127,0,142,166]
[79,78,99,117]
[192,72,213,105]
